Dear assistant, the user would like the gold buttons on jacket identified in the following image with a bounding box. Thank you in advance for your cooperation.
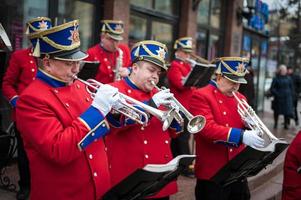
[143,140,148,144]
[165,140,169,144]
[31,68,35,72]
[127,89,132,94]
[218,100,223,104]
[65,103,70,108]
[145,154,149,159]
[76,84,80,89]
[214,90,217,93]
[141,126,145,131]
[30,60,33,64]
[225,123,229,127]
[104,147,107,152]
[54,89,58,93]
[89,154,93,159]
[223,111,227,115]
[229,148,233,152]
[86,97,90,102]
[93,172,98,177]
[104,58,108,61]
[108,66,111,69]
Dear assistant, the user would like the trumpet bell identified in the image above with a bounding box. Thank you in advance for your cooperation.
[188,115,206,134]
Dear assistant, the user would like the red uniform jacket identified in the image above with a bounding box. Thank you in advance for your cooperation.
[189,80,246,180]
[86,43,131,84]
[2,48,37,119]
[105,77,178,198]
[167,59,195,109]
[16,70,111,200]
[282,132,301,200]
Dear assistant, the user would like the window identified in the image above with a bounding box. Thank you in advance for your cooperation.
[196,0,222,59]
[129,0,179,60]
[57,0,96,51]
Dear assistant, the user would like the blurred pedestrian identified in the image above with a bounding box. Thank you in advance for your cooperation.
[287,67,301,126]
[270,65,294,129]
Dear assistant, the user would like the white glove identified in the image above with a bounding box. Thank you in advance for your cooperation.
[152,89,174,107]
[243,116,256,128]
[187,58,197,68]
[242,130,265,149]
[91,84,119,116]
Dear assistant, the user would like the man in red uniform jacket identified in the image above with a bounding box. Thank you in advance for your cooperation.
[167,37,196,177]
[2,17,52,200]
[16,20,120,200]
[106,40,184,200]
[282,131,301,199]
[86,20,131,83]
[189,57,265,200]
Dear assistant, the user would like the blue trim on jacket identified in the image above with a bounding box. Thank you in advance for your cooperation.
[78,106,109,150]
[36,69,66,88]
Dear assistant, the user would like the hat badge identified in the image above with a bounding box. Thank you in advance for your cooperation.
[38,20,49,30]
[115,24,123,32]
[68,26,80,44]
[156,47,166,60]
[236,63,245,73]
[186,40,192,47]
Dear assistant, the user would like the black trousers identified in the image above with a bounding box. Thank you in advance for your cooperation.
[147,197,169,200]
[15,124,31,190]
[195,179,250,200]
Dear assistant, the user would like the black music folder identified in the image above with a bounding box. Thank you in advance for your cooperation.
[211,140,289,187]
[77,61,99,80]
[103,155,196,200]
[183,63,215,88]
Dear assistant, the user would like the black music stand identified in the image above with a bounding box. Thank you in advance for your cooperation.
[211,140,289,187]
[77,61,99,80]
[103,155,196,200]
[183,63,215,88]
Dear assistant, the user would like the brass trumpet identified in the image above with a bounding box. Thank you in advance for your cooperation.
[151,81,206,134]
[73,75,178,130]
[232,91,279,144]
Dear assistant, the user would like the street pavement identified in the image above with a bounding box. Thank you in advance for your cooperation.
[0,98,299,200]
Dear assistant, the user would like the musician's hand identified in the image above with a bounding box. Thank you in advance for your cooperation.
[243,116,256,128]
[92,84,119,116]
[242,130,265,149]
[187,58,196,68]
[152,89,174,107]
[118,67,130,78]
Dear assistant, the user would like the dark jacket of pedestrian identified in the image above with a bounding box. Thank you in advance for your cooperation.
[270,74,294,117]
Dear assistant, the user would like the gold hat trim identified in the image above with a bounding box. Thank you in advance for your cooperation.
[41,36,80,52]
[29,20,79,39]
[101,20,124,34]
[220,59,247,77]
[174,37,193,49]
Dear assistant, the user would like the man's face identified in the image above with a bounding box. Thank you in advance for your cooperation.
[176,49,191,60]
[130,61,162,92]
[101,34,120,52]
[43,58,80,85]
[216,75,241,96]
